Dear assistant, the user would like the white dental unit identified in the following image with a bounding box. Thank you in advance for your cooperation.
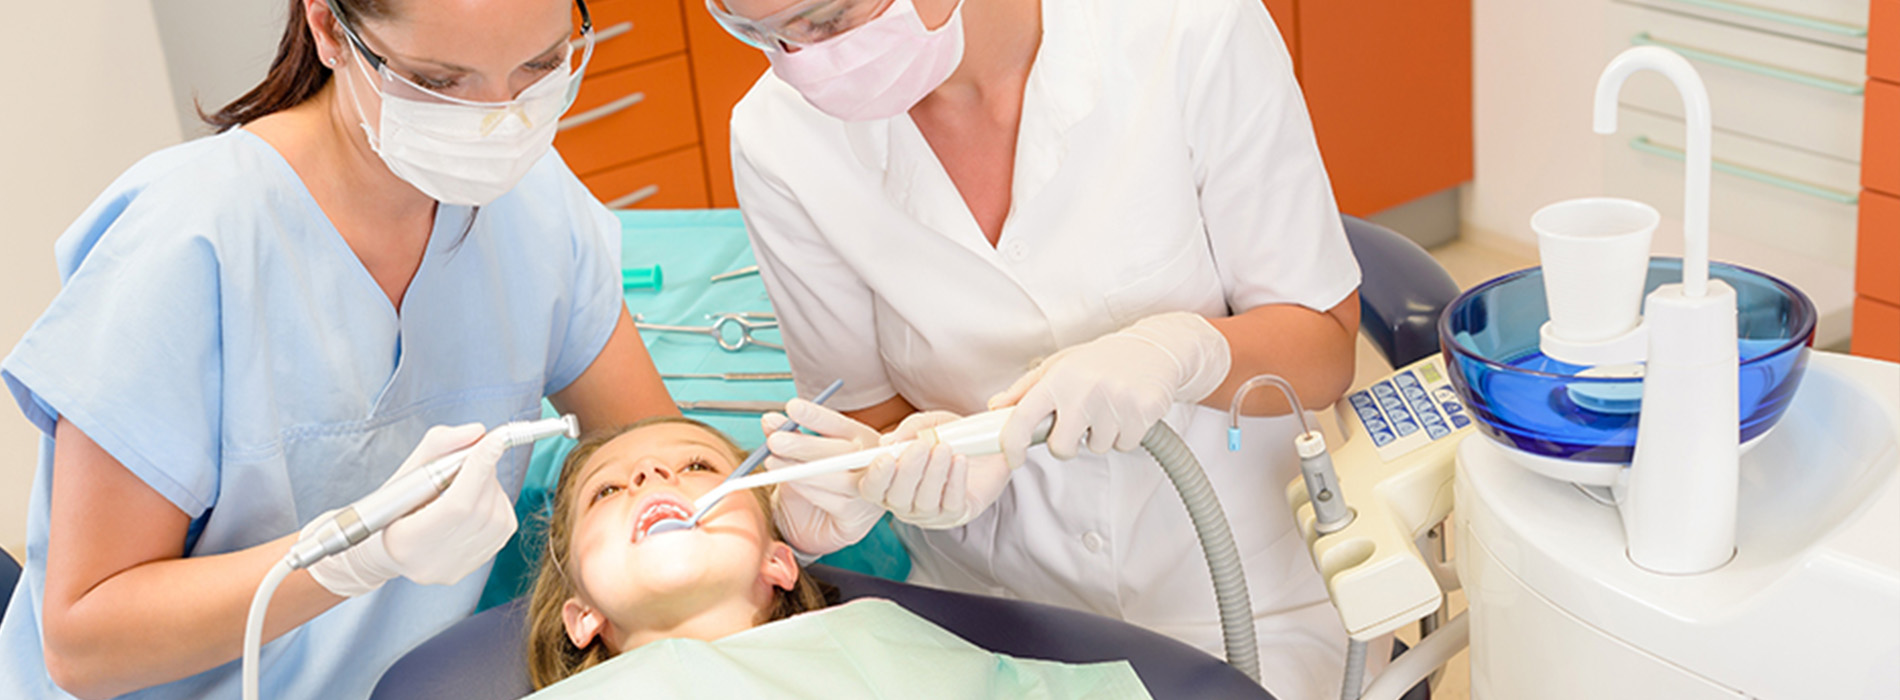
[1294,46,1900,699]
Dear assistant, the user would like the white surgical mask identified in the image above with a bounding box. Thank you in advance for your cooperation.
[765,0,965,122]
[345,53,585,206]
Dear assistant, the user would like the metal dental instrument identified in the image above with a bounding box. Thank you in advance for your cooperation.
[648,407,1055,540]
[710,264,760,282]
[662,371,795,381]
[634,313,783,352]
[285,415,581,570]
[646,379,843,536]
[675,399,788,414]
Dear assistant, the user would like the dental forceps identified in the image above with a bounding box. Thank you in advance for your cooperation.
[634,313,783,352]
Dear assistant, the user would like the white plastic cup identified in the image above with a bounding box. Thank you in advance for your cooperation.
[1531,197,1661,343]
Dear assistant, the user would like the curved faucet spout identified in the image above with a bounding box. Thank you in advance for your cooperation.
[1593,46,1713,297]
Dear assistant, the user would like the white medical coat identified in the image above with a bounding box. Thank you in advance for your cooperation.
[730,0,1363,697]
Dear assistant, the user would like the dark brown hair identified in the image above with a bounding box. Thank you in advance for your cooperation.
[524,416,833,689]
[202,0,392,131]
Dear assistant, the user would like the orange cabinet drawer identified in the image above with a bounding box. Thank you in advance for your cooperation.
[1865,79,1900,197]
[1852,295,1900,362]
[581,146,709,209]
[1860,189,1900,306]
[574,0,684,75]
[1874,0,1900,84]
[556,55,700,177]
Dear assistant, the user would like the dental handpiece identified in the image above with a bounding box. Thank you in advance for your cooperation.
[284,415,580,570]
[661,408,1055,534]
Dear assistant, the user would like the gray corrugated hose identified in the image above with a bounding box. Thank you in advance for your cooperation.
[1139,422,1261,684]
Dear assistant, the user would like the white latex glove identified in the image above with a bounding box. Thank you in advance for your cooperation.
[306,424,518,597]
[989,312,1231,465]
[860,411,1013,530]
[759,399,886,557]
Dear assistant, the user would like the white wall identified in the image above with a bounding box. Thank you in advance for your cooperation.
[0,3,184,557]
[1464,0,1613,249]
[151,0,285,138]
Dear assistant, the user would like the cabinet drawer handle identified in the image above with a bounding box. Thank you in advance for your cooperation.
[1659,0,1866,38]
[559,92,645,131]
[574,20,634,50]
[1630,136,1858,204]
[606,184,661,209]
[1631,32,1864,95]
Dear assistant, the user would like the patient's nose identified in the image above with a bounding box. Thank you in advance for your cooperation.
[629,459,677,488]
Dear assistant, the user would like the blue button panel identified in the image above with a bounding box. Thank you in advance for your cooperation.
[1352,367,1471,449]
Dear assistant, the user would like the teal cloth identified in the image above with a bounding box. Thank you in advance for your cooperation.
[526,599,1153,699]
[479,210,909,610]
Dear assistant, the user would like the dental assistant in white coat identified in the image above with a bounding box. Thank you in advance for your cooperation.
[706,0,1367,697]
[0,1,676,698]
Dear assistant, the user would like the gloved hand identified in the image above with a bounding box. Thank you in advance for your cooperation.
[989,312,1231,464]
[860,411,1013,530]
[306,424,518,597]
[760,399,886,557]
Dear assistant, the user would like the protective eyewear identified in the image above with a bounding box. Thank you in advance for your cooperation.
[705,0,896,50]
[329,0,596,107]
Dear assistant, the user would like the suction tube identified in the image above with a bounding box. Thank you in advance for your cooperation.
[1140,422,1261,684]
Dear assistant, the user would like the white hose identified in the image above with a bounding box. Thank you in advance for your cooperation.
[1360,611,1469,700]
[243,559,294,700]
[1140,422,1260,684]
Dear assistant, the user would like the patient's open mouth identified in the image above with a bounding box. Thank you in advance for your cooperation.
[633,495,694,542]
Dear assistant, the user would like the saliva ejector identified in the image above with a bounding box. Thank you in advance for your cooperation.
[243,415,578,700]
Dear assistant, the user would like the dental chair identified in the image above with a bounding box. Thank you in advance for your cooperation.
[372,563,1270,700]
[0,548,18,627]
[1341,214,1462,367]
[370,214,1456,700]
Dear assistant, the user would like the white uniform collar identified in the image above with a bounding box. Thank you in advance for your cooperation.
[872,0,1103,253]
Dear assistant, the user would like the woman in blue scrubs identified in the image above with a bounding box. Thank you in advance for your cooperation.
[0,1,674,698]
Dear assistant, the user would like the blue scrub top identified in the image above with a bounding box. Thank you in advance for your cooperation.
[0,129,624,699]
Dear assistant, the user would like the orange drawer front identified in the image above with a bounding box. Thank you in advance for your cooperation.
[1874,0,1899,84]
[581,146,709,210]
[1865,79,1900,197]
[1853,296,1900,362]
[1860,189,1900,306]
[556,55,699,178]
[574,0,685,75]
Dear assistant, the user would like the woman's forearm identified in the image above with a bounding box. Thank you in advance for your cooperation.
[1202,291,1361,416]
[43,419,348,698]
[42,533,346,699]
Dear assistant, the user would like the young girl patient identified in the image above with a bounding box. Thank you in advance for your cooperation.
[523,417,1150,698]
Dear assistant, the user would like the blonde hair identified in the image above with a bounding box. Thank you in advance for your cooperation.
[524,416,832,689]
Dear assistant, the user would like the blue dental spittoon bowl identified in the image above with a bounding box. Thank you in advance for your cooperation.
[1439,258,1815,464]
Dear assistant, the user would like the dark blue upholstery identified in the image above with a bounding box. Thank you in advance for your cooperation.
[371,564,1272,700]
[1343,215,1463,368]
[0,548,18,627]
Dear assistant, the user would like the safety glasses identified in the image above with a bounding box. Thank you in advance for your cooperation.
[705,0,897,50]
[329,0,596,107]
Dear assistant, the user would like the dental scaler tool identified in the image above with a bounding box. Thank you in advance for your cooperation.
[646,407,1055,539]
[284,415,580,570]
[645,379,843,537]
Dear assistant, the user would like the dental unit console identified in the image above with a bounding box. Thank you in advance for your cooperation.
[1285,46,1900,700]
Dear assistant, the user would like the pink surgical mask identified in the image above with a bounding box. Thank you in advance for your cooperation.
[765,0,965,122]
